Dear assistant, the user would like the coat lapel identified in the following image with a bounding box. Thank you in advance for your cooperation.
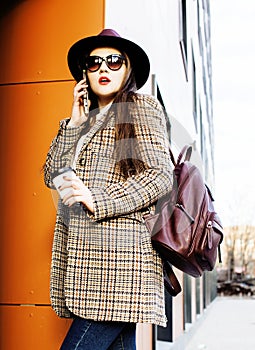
[80,112,112,150]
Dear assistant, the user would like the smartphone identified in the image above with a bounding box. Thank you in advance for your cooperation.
[82,69,89,115]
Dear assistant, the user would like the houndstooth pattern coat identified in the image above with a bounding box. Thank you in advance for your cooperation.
[44,94,172,327]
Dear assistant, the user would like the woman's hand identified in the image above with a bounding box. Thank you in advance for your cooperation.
[68,79,90,127]
[59,173,94,213]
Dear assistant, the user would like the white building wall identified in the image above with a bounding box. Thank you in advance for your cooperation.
[105,0,192,123]
[105,0,213,181]
[105,1,215,349]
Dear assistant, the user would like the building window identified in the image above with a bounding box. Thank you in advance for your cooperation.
[199,101,204,156]
[151,75,173,346]
[179,0,188,81]
[192,47,198,132]
[196,278,201,315]
[184,274,192,326]
[156,291,173,343]
[151,74,171,140]
[197,0,203,56]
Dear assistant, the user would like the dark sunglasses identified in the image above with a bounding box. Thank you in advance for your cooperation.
[85,54,127,72]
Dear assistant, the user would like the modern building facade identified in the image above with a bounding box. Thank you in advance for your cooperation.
[0,0,216,349]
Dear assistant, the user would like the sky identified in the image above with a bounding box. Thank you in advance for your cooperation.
[210,1,255,226]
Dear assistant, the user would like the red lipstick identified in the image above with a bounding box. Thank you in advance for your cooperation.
[99,76,111,85]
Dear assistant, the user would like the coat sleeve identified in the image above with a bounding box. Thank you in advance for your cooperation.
[44,118,85,188]
[90,96,173,221]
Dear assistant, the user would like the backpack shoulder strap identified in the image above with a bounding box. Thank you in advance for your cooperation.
[169,147,177,167]
[163,261,182,296]
[177,145,192,164]
[169,145,192,167]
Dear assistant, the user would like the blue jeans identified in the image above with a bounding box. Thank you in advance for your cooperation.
[60,317,136,350]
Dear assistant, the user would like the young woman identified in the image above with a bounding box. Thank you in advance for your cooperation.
[44,29,172,350]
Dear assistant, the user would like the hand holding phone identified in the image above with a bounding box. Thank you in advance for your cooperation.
[82,69,89,116]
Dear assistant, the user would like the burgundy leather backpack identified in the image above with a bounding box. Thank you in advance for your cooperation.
[144,145,224,296]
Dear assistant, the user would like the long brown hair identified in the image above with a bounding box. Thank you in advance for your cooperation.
[86,58,145,178]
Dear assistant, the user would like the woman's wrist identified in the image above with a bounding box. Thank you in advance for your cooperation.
[67,119,80,127]
[67,117,86,128]
[82,190,94,213]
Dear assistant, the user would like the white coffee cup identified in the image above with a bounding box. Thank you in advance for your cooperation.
[52,167,76,199]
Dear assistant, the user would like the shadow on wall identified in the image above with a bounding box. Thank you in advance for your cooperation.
[0,0,26,17]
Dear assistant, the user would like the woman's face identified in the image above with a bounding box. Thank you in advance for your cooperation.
[87,47,129,107]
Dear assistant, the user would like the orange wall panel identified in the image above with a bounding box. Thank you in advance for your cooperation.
[0,81,82,304]
[0,305,71,350]
[0,1,105,346]
[0,0,104,84]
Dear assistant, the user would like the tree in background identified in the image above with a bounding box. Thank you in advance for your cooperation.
[238,225,255,277]
[222,225,255,279]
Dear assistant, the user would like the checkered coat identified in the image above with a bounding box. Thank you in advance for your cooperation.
[44,94,172,327]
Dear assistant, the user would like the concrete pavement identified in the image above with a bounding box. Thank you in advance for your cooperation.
[184,296,255,350]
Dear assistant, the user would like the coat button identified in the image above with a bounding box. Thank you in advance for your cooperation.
[79,158,86,165]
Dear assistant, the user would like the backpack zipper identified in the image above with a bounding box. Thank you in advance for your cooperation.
[175,203,194,223]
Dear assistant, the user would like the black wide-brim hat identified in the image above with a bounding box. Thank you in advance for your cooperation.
[67,29,150,90]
